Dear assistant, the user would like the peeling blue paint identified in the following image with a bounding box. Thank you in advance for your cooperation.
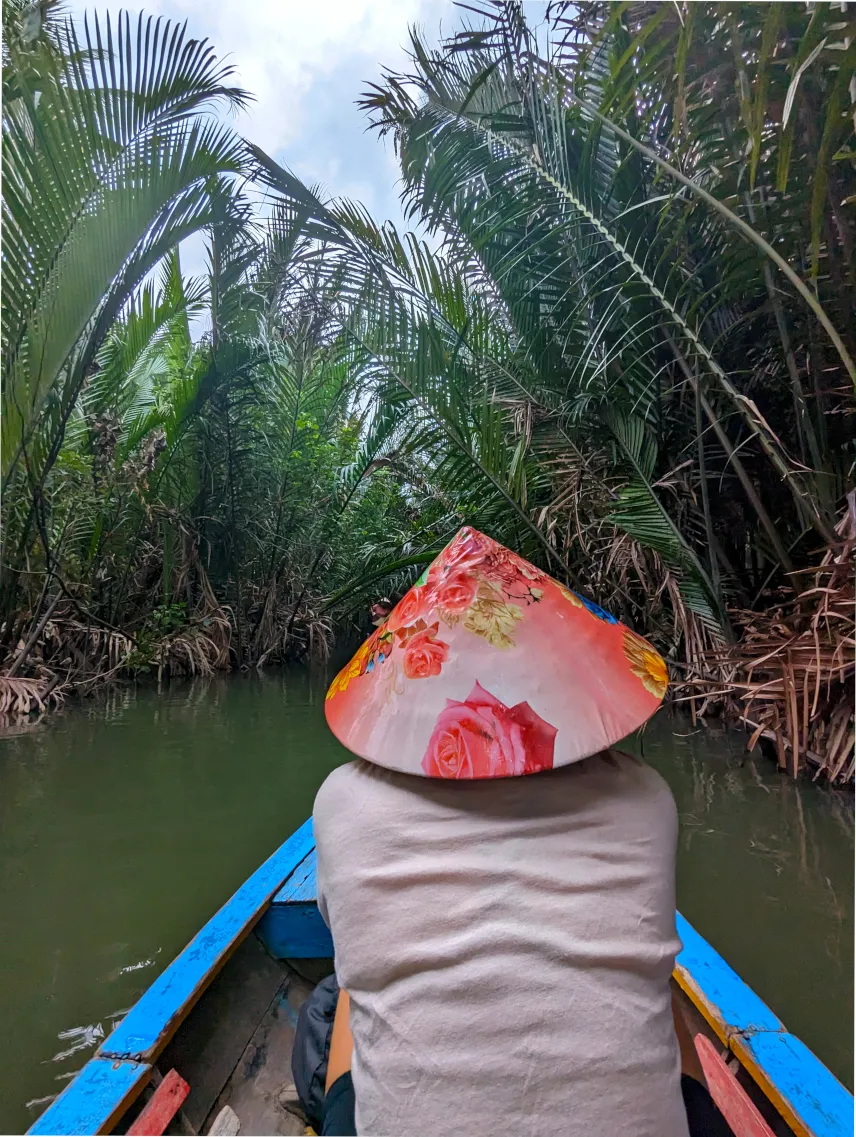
[27,1058,150,1136]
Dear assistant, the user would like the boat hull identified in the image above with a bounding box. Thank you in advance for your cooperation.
[30,820,853,1137]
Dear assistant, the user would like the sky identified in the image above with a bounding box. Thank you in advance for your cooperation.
[68,0,464,249]
[64,0,549,287]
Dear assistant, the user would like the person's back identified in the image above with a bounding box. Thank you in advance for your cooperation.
[314,750,690,1137]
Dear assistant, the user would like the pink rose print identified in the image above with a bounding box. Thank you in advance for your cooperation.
[429,528,488,585]
[433,569,478,614]
[488,544,545,588]
[402,627,450,680]
[421,682,557,778]
[388,585,429,632]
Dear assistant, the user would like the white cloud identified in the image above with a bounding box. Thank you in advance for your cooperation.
[66,0,459,282]
[173,0,451,157]
[70,0,452,169]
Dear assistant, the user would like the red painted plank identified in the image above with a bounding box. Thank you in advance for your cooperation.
[695,1034,775,1137]
[127,1070,189,1136]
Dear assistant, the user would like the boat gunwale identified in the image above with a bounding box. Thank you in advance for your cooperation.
[673,913,852,1137]
[26,821,316,1136]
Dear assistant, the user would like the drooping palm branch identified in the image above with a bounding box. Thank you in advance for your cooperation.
[1,8,250,484]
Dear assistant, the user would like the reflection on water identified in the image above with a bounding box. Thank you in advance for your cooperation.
[0,675,852,1131]
[0,670,349,1133]
[636,716,853,1089]
[52,1022,106,1064]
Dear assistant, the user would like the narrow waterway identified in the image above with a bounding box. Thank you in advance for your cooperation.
[0,671,852,1132]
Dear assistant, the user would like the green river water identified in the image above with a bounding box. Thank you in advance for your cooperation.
[0,668,852,1132]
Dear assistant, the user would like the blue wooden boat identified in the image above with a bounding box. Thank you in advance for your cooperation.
[30,819,853,1137]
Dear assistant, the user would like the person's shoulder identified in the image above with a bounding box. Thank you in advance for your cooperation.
[605,746,669,786]
[545,747,676,818]
[602,747,678,820]
[314,760,363,814]
[313,760,393,823]
[313,761,414,867]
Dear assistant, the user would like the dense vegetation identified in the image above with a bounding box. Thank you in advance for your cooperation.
[2,2,853,777]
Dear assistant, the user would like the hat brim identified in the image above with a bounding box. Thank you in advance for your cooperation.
[325,528,666,778]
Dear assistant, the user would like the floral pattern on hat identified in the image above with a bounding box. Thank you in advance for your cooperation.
[325,527,667,778]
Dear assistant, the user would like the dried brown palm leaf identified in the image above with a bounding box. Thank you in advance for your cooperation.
[680,494,855,781]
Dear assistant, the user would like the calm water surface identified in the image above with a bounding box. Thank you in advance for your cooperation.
[0,671,852,1131]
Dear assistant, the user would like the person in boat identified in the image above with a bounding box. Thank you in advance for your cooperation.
[311,527,729,1137]
[369,598,392,627]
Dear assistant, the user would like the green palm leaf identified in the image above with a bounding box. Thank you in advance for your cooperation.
[2,9,249,479]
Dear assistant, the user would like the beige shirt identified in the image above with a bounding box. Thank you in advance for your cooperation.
[313,751,688,1137]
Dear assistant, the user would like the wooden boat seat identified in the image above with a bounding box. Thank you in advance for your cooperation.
[694,1034,776,1137]
[126,1069,189,1136]
[257,850,334,959]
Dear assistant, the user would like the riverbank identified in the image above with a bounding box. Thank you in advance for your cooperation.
[677,494,855,785]
[0,670,852,1132]
[2,504,854,785]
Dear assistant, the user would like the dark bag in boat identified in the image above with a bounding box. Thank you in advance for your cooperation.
[292,973,340,1130]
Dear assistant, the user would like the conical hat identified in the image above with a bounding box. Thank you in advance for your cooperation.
[324,527,667,778]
